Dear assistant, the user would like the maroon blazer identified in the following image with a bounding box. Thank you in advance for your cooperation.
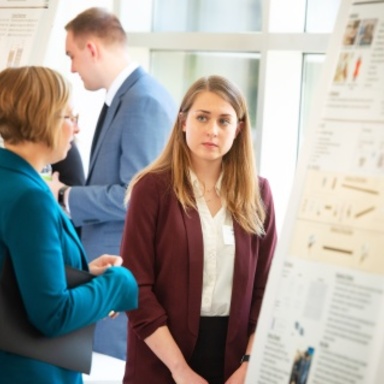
[121,171,277,383]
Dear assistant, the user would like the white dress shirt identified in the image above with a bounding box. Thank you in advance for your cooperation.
[190,171,236,316]
[105,62,139,106]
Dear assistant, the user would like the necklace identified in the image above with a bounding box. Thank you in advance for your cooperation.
[197,178,218,202]
[199,181,215,193]
[204,188,219,203]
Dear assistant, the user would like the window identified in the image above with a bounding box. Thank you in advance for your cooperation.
[51,0,341,231]
[305,0,341,32]
[120,0,340,230]
[152,0,262,32]
[151,51,260,126]
[299,54,326,151]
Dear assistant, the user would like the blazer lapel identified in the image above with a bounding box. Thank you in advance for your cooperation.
[87,103,114,178]
[87,67,145,180]
[0,149,89,270]
[227,221,249,344]
[60,212,88,269]
[183,207,204,337]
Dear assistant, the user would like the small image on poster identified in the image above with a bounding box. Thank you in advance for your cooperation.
[333,52,354,83]
[288,347,315,384]
[342,19,360,46]
[356,18,378,46]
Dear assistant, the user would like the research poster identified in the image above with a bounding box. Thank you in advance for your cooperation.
[0,0,57,70]
[246,0,384,383]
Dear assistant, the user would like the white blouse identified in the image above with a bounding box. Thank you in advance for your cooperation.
[190,171,236,317]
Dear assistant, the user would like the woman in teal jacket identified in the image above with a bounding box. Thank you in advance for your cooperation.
[0,66,138,384]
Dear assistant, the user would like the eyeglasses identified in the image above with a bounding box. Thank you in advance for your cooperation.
[59,114,79,126]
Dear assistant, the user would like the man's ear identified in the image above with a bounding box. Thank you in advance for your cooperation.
[86,41,98,59]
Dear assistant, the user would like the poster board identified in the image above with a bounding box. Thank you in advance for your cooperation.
[0,0,58,70]
[246,0,384,383]
[0,0,58,147]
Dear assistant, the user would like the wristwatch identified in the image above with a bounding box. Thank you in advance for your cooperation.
[58,186,69,207]
[240,354,251,364]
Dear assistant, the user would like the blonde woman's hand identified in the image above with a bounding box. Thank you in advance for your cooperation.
[89,254,124,320]
[89,254,123,275]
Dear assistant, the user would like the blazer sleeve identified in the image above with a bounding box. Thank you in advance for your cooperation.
[121,174,170,340]
[249,177,278,334]
[69,82,175,227]
[4,187,138,337]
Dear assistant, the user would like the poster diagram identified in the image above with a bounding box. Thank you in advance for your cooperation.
[0,0,56,70]
[6,44,24,67]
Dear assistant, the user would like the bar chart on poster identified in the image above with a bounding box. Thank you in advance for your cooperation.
[246,0,384,383]
[0,0,58,70]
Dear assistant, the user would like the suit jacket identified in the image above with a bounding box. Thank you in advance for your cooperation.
[0,148,138,384]
[121,171,277,383]
[52,141,85,186]
[68,66,177,359]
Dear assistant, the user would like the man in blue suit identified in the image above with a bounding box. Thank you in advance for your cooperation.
[48,7,176,360]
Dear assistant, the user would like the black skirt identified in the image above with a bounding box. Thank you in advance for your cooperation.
[189,317,229,384]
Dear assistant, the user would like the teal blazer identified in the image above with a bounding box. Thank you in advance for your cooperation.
[0,148,138,384]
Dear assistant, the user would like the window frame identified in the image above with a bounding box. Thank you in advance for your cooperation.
[115,0,335,230]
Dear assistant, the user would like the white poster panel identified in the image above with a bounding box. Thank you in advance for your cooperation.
[246,1,384,383]
[0,0,58,70]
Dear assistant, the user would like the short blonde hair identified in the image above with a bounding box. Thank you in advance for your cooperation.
[0,66,70,149]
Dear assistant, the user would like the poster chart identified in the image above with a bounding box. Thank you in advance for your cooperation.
[246,1,384,384]
[0,0,58,70]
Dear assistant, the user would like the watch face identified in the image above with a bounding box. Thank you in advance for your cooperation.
[241,354,250,363]
[58,187,68,205]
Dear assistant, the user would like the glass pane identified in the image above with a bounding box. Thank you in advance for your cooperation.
[269,0,306,33]
[305,0,342,33]
[152,0,262,32]
[151,51,260,128]
[299,54,325,151]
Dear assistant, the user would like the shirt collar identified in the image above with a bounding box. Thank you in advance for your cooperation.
[189,169,223,196]
[105,62,139,106]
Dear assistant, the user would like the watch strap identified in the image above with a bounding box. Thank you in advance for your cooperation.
[240,354,251,363]
[58,186,69,207]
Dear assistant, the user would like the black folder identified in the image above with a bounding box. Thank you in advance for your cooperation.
[0,255,96,373]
